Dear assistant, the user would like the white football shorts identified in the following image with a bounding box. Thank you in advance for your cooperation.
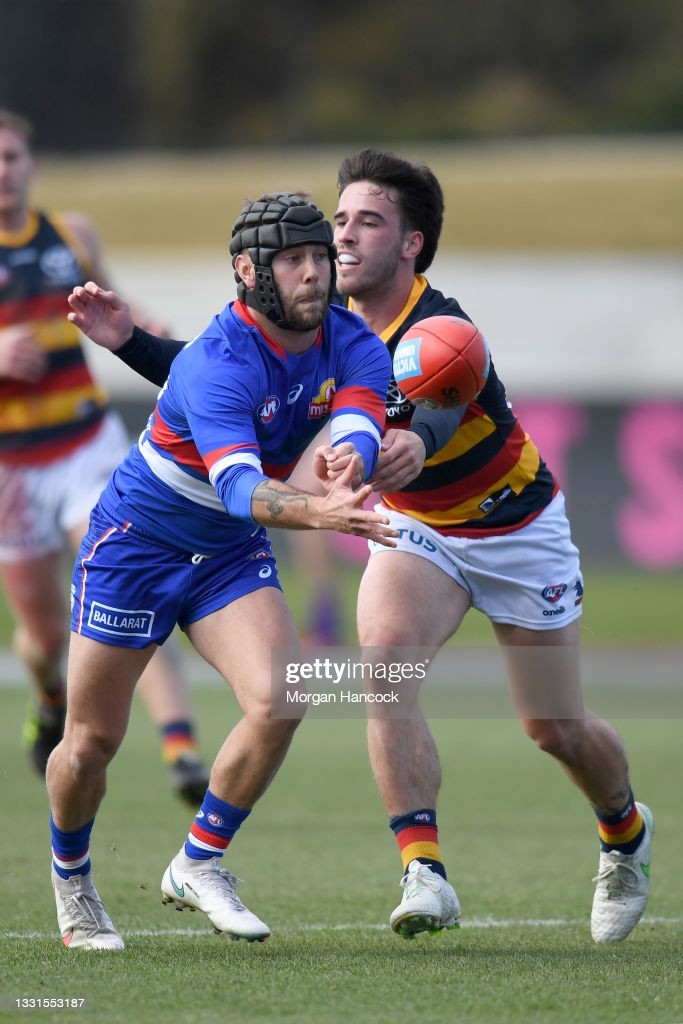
[0,411,132,563]
[368,492,584,630]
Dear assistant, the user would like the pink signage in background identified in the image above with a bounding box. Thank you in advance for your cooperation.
[617,402,683,568]
[511,401,588,491]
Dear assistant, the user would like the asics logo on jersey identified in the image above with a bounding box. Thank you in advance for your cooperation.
[287,384,304,404]
[258,396,280,423]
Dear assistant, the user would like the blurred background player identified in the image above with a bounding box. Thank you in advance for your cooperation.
[279,531,345,645]
[0,109,209,804]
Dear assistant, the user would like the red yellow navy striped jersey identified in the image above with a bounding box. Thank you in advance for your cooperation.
[348,275,558,535]
[0,211,108,465]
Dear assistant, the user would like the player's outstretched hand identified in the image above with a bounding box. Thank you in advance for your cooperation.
[67,281,135,351]
[318,454,397,547]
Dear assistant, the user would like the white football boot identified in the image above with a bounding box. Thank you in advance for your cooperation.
[161,849,270,942]
[591,802,654,942]
[390,859,461,939]
[51,866,125,950]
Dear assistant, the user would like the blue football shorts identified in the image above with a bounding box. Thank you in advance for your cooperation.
[70,503,281,648]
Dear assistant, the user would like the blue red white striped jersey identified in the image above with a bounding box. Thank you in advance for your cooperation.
[102,299,390,554]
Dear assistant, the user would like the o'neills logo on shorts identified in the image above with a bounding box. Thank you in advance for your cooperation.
[88,601,155,638]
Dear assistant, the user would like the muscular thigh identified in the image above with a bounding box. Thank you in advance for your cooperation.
[186,586,300,714]
[494,619,585,720]
[357,549,470,651]
[65,631,154,746]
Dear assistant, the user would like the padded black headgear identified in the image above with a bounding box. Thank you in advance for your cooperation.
[230,192,337,326]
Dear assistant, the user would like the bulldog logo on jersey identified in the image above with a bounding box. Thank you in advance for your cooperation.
[308,378,336,418]
[258,396,280,423]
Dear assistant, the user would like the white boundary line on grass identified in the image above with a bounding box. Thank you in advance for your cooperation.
[4,916,682,940]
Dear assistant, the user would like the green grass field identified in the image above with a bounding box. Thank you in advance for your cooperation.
[1,682,682,1024]
[1,566,682,1023]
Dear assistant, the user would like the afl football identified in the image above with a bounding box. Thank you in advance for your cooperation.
[392,315,490,409]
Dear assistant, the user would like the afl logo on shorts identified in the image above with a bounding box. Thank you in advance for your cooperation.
[542,583,567,603]
[258,396,280,423]
[250,548,272,560]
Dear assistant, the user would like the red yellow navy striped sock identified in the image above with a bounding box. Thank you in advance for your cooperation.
[40,679,66,709]
[161,720,199,764]
[597,792,645,854]
[390,809,447,880]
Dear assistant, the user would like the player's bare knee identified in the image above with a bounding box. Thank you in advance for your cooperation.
[63,728,120,777]
[524,717,585,763]
[246,682,308,729]
[358,639,406,663]
[13,623,65,672]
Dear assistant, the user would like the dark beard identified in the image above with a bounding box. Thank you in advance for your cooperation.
[274,280,334,332]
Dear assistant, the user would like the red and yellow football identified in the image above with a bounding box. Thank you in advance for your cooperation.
[392,315,490,409]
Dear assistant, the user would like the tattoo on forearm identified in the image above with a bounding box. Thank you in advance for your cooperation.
[253,482,310,520]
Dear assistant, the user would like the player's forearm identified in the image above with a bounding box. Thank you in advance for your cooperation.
[408,404,466,458]
[116,327,186,387]
[250,479,323,530]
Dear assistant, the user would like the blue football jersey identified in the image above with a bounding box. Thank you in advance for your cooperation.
[100,300,390,554]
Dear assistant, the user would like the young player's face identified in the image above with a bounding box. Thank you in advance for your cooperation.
[0,128,34,221]
[271,244,333,331]
[333,181,406,299]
